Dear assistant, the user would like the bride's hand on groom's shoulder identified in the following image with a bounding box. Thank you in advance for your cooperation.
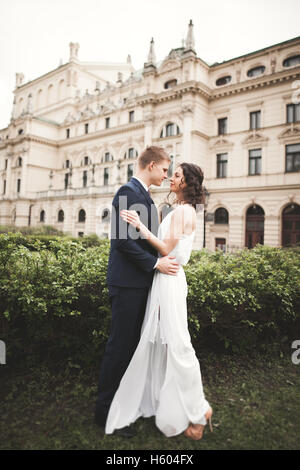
[156,256,180,276]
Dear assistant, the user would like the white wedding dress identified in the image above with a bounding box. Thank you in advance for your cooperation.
[105,209,210,437]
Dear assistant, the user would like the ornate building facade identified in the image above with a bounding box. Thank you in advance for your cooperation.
[0,22,300,251]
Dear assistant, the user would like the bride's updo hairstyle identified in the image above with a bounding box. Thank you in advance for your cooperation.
[166,163,206,212]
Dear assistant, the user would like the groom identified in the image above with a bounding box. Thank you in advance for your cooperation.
[95,146,179,437]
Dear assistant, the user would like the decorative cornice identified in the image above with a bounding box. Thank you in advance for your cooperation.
[278,124,300,140]
[210,135,234,150]
[242,131,269,147]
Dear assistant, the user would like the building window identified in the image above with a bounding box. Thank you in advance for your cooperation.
[128,148,136,159]
[5,159,8,170]
[218,118,227,135]
[249,149,262,175]
[287,103,300,123]
[129,111,134,123]
[104,152,113,162]
[64,173,69,189]
[168,155,174,178]
[282,203,300,247]
[102,208,110,222]
[246,205,264,249]
[283,55,300,68]
[247,66,265,78]
[105,117,110,129]
[17,179,21,193]
[78,209,86,223]
[250,111,261,130]
[58,210,64,222]
[160,122,180,138]
[85,123,89,134]
[217,153,227,178]
[164,79,177,89]
[18,157,22,167]
[66,128,70,139]
[215,238,226,252]
[216,75,232,86]
[3,179,6,194]
[18,129,24,135]
[83,170,87,187]
[127,163,134,181]
[286,144,300,173]
[104,168,109,186]
[214,208,229,224]
[84,156,89,166]
[40,210,45,222]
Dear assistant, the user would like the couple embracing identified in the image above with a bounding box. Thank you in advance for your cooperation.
[95,146,213,441]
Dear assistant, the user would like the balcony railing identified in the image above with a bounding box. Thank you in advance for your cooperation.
[35,184,116,198]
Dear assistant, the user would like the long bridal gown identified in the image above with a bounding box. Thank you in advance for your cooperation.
[105,209,210,437]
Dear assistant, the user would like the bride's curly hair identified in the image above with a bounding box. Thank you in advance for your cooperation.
[166,163,206,212]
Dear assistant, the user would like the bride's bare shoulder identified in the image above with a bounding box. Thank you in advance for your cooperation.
[173,204,196,230]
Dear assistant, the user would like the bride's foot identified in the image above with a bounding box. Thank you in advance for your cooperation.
[184,407,213,441]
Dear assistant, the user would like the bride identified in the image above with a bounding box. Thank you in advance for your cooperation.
[105,162,213,441]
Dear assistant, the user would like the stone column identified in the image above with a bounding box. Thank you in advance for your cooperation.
[264,215,280,247]
[143,108,154,147]
[181,104,194,162]
[5,153,13,196]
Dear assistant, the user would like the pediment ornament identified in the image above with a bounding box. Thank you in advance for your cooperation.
[278,125,300,140]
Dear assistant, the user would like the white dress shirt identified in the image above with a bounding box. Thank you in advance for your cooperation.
[132,176,159,270]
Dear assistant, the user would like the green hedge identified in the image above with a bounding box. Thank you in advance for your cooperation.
[0,233,299,369]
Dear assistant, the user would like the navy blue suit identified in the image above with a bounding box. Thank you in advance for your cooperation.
[95,178,159,426]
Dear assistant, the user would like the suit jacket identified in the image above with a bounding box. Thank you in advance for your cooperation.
[106,177,159,288]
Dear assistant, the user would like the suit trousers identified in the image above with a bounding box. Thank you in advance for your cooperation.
[95,285,149,426]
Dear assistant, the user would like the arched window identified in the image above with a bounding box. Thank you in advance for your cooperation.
[103,152,114,162]
[282,203,300,247]
[245,205,265,249]
[17,157,22,167]
[102,208,110,222]
[83,156,91,166]
[40,210,45,222]
[283,55,300,68]
[214,208,229,224]
[78,209,86,223]
[58,210,64,222]
[160,122,180,138]
[247,66,265,77]
[216,75,232,86]
[124,148,138,159]
[164,79,178,89]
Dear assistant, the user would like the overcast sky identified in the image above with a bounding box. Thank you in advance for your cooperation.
[0,0,299,129]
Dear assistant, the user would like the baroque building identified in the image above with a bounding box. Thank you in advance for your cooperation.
[0,21,300,251]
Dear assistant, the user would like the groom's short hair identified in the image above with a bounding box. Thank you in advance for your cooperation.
[138,146,170,169]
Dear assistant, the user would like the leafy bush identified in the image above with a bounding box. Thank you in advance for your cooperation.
[0,234,110,368]
[0,235,299,369]
[186,244,300,352]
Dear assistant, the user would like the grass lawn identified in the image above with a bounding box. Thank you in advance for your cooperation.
[0,348,299,450]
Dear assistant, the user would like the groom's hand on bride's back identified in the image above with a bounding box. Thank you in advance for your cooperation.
[156,256,180,275]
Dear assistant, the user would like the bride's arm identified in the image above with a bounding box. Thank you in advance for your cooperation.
[120,205,195,257]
